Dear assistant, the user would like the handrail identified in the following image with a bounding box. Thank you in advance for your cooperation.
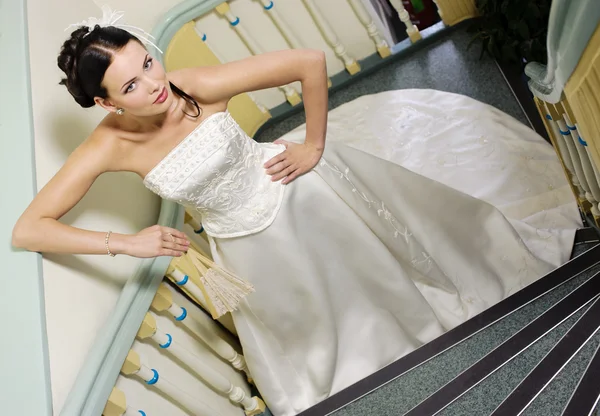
[152,0,226,54]
[526,0,600,103]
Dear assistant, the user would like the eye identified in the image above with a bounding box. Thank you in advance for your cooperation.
[145,58,153,70]
[126,82,136,93]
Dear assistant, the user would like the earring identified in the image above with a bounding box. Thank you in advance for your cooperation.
[116,108,125,115]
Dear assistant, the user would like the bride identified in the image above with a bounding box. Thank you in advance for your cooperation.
[13,19,579,416]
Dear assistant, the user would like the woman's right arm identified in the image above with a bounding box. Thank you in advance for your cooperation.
[11,135,189,258]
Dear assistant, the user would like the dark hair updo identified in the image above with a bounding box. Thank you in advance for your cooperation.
[57,25,200,116]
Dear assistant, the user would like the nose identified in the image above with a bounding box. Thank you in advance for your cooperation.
[146,76,161,94]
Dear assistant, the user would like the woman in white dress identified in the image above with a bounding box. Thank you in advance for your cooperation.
[13,23,579,416]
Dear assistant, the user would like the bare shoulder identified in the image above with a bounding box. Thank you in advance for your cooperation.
[67,122,122,175]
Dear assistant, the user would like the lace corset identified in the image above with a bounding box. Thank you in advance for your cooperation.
[143,112,286,238]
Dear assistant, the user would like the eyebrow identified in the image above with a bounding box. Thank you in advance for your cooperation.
[120,54,150,91]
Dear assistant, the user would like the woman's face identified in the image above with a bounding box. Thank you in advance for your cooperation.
[96,40,174,117]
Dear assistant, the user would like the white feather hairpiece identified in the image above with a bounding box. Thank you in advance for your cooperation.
[64,2,163,54]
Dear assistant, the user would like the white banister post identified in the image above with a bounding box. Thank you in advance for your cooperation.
[255,0,333,87]
[167,268,210,309]
[184,210,204,235]
[102,387,148,416]
[137,312,266,415]
[183,210,211,254]
[301,0,361,75]
[121,350,221,416]
[256,0,303,49]
[556,117,589,195]
[543,103,585,199]
[215,2,302,106]
[347,0,391,58]
[151,283,252,381]
[192,26,271,115]
[388,0,422,42]
[561,114,600,216]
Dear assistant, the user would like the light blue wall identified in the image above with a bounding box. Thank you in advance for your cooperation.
[0,0,53,415]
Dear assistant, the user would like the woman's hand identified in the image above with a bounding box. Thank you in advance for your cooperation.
[119,225,190,258]
[264,140,323,184]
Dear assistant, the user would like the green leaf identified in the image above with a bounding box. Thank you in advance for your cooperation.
[517,21,530,39]
[528,3,541,18]
[410,0,425,13]
[466,0,550,65]
[480,38,490,60]
[501,43,519,63]
[467,32,483,50]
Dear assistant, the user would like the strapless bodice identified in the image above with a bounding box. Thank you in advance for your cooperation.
[143,111,286,238]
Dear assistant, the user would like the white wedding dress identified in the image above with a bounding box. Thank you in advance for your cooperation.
[144,89,581,416]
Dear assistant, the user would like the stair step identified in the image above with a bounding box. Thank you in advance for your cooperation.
[522,329,600,416]
[301,244,600,416]
[438,300,595,416]
[404,272,600,415]
[491,295,600,415]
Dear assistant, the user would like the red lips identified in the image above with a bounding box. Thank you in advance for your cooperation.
[154,87,168,104]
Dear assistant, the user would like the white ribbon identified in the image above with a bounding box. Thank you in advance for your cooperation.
[65,3,163,54]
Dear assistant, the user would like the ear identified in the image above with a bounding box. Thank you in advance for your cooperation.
[94,97,118,113]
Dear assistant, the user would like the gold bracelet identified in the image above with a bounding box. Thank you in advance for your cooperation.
[105,231,116,257]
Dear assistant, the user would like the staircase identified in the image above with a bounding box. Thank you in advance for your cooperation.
[300,228,600,416]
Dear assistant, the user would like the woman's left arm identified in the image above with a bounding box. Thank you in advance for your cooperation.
[181,49,328,184]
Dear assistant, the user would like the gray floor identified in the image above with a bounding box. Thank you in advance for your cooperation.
[256,26,529,143]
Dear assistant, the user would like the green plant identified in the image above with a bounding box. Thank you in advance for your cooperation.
[467,0,551,66]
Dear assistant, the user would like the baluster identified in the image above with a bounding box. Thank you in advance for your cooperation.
[167,267,209,309]
[121,350,220,416]
[193,26,270,114]
[215,2,301,106]
[151,283,252,381]
[184,210,204,235]
[347,0,391,58]
[543,102,587,207]
[388,0,422,42]
[563,100,600,217]
[301,0,361,75]
[136,312,266,415]
[255,0,303,48]
[256,0,333,87]
[555,118,591,194]
[183,210,211,254]
[102,387,147,416]
[562,114,600,217]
